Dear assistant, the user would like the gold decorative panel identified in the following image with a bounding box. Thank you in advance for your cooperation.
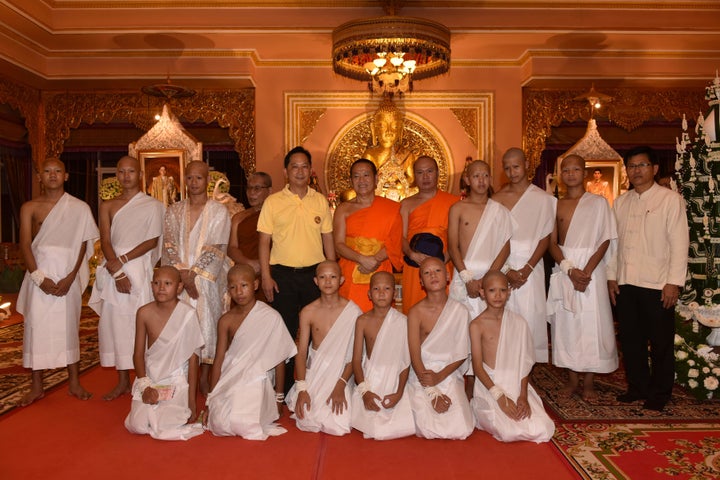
[43,89,255,172]
[326,114,451,197]
[523,87,707,179]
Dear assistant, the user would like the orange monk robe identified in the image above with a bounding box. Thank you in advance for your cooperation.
[401,191,459,314]
[339,196,403,312]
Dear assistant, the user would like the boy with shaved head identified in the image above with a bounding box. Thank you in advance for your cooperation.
[286,261,362,436]
[351,271,414,440]
[90,155,165,400]
[125,266,205,440]
[470,270,554,443]
[406,257,474,440]
[547,154,618,400]
[163,160,231,396]
[207,265,297,440]
[17,158,99,406]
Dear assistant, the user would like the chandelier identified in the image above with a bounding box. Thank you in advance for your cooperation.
[141,76,196,100]
[332,6,450,96]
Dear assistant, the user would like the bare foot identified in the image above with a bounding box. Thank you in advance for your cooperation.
[19,389,45,407]
[582,386,599,401]
[68,384,93,401]
[103,383,131,401]
[558,383,579,398]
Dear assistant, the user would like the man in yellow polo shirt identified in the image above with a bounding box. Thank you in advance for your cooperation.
[258,146,335,394]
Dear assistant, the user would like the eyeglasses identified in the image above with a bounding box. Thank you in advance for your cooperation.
[626,163,652,170]
[247,185,270,191]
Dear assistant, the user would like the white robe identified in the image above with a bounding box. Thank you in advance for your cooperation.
[89,192,165,370]
[17,193,99,370]
[547,192,619,373]
[286,301,362,436]
[450,199,514,319]
[125,301,205,441]
[207,302,297,440]
[350,308,415,440]
[506,184,556,363]
[472,309,555,443]
[407,299,474,440]
[163,199,231,363]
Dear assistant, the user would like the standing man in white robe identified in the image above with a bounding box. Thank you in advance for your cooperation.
[90,155,164,400]
[448,160,513,319]
[207,265,297,440]
[351,272,415,440]
[547,155,618,400]
[163,160,231,396]
[470,271,555,443]
[407,257,474,440]
[494,148,557,363]
[17,158,99,406]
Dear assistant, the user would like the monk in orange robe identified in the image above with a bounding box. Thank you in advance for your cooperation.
[334,159,402,312]
[400,156,459,314]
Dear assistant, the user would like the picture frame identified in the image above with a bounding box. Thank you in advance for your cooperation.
[139,149,185,205]
[584,160,623,206]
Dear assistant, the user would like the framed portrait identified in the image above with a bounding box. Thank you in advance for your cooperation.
[584,160,623,206]
[139,149,185,206]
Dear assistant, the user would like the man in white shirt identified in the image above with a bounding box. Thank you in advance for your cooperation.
[607,146,689,412]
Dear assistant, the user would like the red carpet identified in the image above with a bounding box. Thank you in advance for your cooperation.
[553,422,720,479]
[0,366,578,480]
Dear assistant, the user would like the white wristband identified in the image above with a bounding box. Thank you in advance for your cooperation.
[356,381,370,396]
[560,259,576,276]
[489,385,505,401]
[112,266,126,279]
[458,269,474,284]
[30,269,45,287]
[424,386,442,400]
[295,380,308,392]
[133,376,152,397]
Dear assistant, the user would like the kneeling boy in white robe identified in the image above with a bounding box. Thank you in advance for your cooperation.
[125,266,205,441]
[207,265,297,440]
[286,261,362,436]
[470,271,554,443]
[351,272,414,440]
[407,257,474,440]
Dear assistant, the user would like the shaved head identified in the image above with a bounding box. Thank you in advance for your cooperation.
[154,265,181,282]
[228,264,256,282]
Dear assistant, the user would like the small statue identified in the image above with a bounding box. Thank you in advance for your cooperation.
[361,97,417,201]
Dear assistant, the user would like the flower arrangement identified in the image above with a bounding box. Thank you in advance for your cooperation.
[674,316,720,400]
[207,171,229,196]
[99,176,122,200]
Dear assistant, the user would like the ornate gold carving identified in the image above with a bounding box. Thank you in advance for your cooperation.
[43,88,255,172]
[299,108,326,144]
[0,77,41,166]
[523,87,707,179]
[450,107,479,147]
[326,115,450,197]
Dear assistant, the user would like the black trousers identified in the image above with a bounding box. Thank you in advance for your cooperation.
[270,264,320,393]
[616,284,675,404]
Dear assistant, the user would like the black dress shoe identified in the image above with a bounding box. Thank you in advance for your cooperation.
[616,392,646,403]
[643,399,666,412]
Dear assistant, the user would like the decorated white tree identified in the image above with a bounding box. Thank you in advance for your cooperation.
[674,74,720,399]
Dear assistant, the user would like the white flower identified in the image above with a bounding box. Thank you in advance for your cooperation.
[688,360,696,366]
[713,368,720,376]
[688,368,699,378]
[676,350,689,360]
[703,367,710,374]
[674,334,684,345]
[704,376,719,391]
[689,379,699,388]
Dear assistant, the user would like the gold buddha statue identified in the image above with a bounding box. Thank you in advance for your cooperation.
[361,97,417,201]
